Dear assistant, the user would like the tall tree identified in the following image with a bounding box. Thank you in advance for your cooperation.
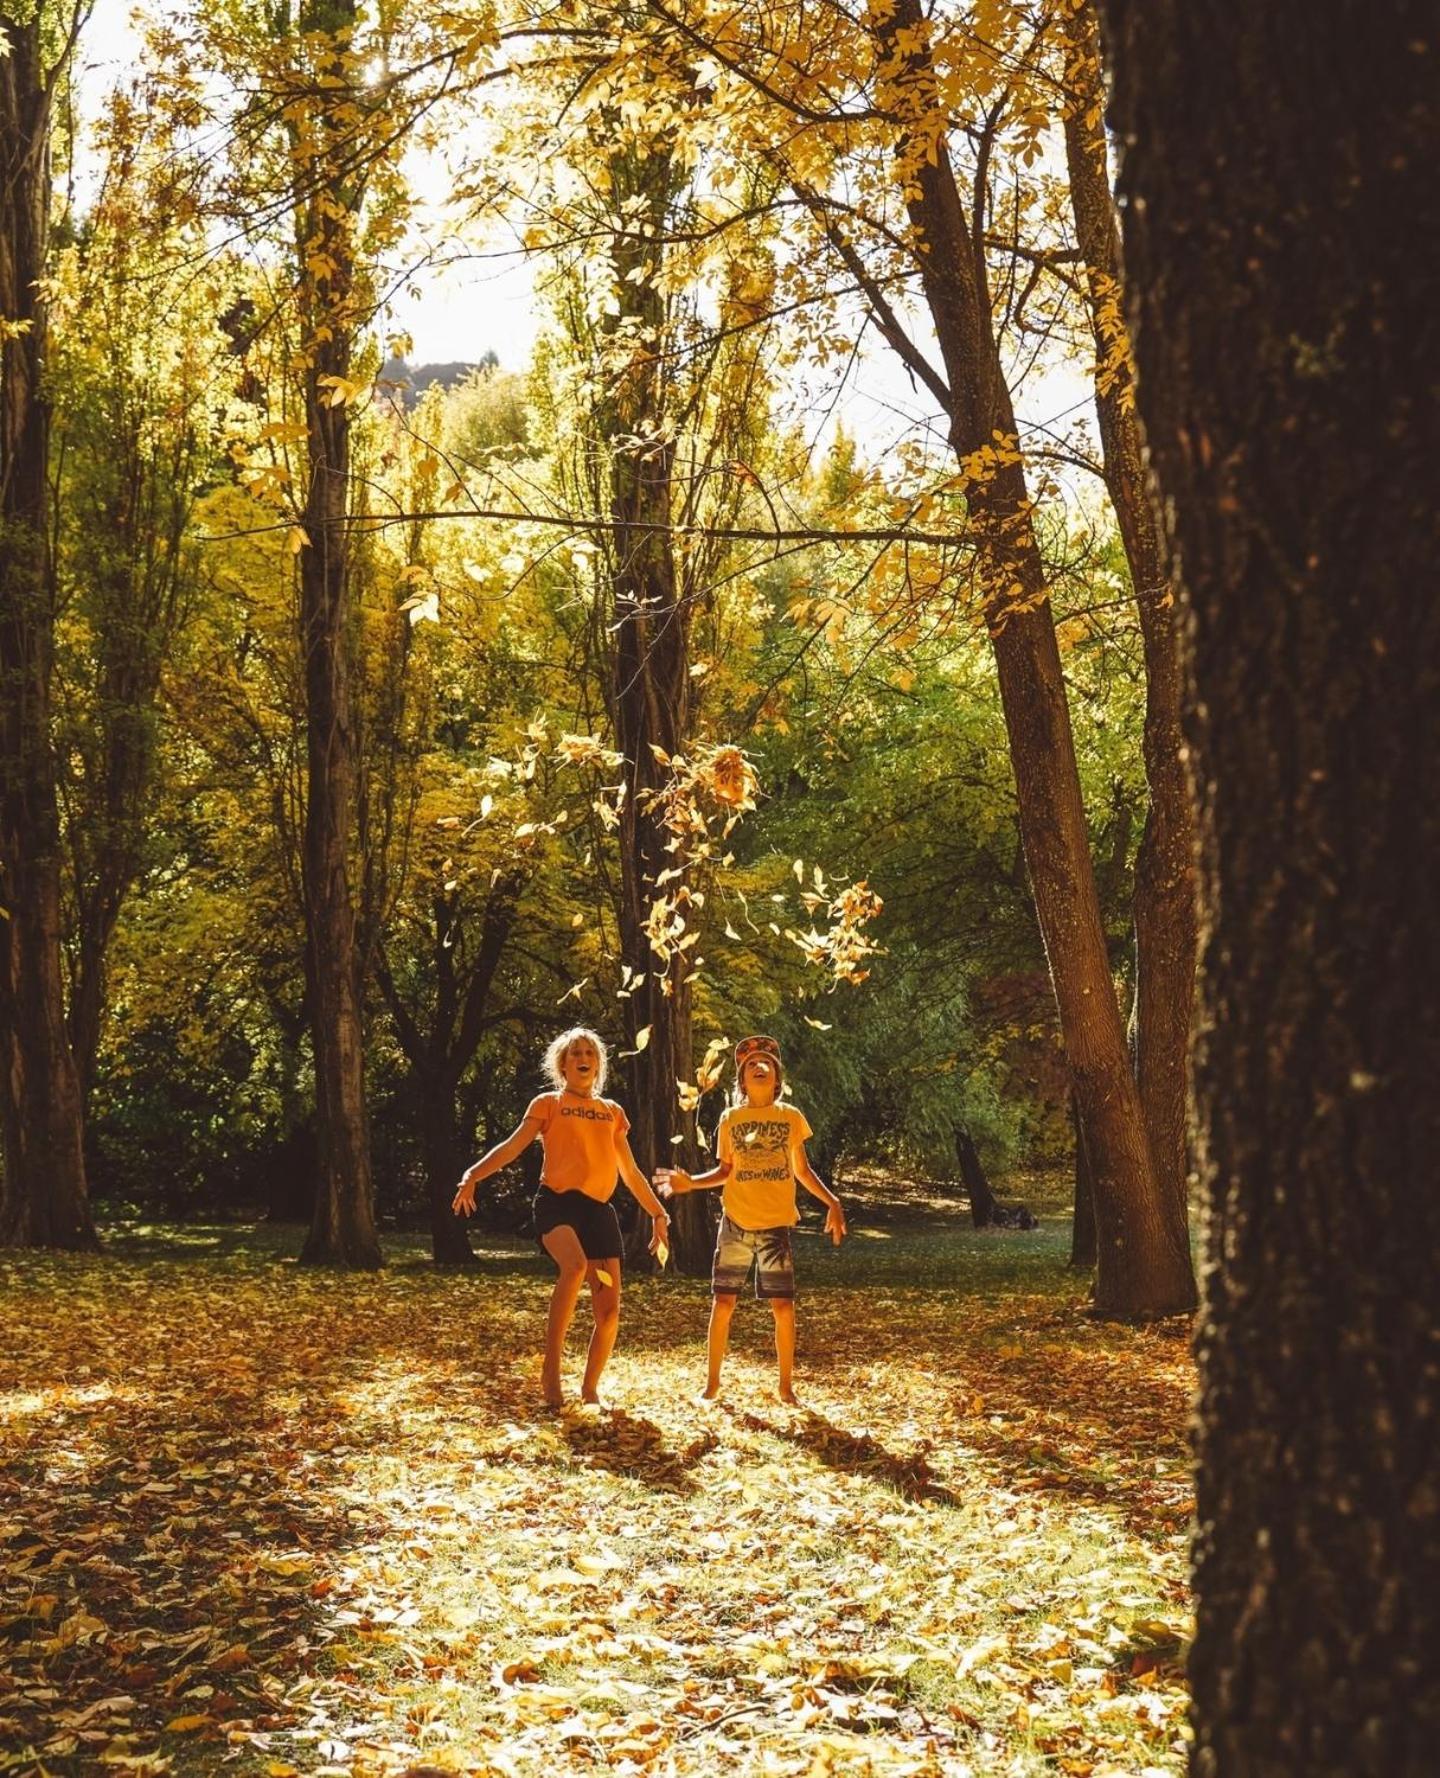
[52,94,225,1100]
[177,0,496,1263]
[1058,0,1196,1246]
[0,0,93,1248]
[635,0,1195,1315]
[287,0,383,1267]
[591,136,711,1273]
[1100,0,1440,1767]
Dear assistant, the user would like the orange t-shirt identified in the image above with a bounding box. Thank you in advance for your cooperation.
[525,1091,630,1202]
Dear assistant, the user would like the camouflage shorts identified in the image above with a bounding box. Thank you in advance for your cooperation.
[712,1213,796,1300]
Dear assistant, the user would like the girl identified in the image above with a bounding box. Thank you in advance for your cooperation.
[655,1034,845,1404]
[452,1027,669,1407]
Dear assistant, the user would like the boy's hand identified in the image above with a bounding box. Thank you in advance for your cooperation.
[653,1167,691,1197]
[824,1200,847,1245]
[452,1171,478,1217]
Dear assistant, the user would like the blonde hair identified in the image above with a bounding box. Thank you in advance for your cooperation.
[544,1026,609,1093]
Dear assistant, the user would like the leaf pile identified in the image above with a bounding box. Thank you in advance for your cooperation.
[1,1194,1193,1776]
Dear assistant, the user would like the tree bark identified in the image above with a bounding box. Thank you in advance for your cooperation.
[955,1124,996,1229]
[292,0,381,1269]
[1060,0,1196,1255]
[1099,1,1440,1768]
[374,872,524,1265]
[1069,1091,1096,1269]
[420,1072,472,1265]
[597,142,710,1275]
[0,13,93,1249]
[876,0,1194,1317]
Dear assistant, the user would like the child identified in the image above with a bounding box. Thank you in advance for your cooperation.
[655,1034,845,1404]
[452,1027,669,1408]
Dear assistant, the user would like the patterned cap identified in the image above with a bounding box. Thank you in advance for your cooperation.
[734,1034,781,1068]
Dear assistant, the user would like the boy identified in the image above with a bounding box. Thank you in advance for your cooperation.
[655,1034,845,1403]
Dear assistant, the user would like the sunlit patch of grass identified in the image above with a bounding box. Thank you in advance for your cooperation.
[0,1177,1192,1775]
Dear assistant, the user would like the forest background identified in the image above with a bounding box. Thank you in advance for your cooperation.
[7,0,1172,1285]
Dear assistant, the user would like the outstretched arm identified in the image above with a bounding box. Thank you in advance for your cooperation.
[795,1141,846,1244]
[617,1134,671,1254]
[652,1159,731,1197]
[452,1118,540,1216]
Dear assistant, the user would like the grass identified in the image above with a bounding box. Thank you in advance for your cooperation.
[0,1173,1194,1776]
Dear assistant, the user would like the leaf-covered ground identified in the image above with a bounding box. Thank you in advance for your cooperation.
[1,1176,1194,1777]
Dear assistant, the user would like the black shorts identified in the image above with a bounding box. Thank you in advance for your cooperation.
[533,1187,623,1261]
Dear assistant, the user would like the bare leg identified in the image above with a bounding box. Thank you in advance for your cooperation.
[540,1226,589,1406]
[581,1256,621,1403]
[770,1298,797,1403]
[704,1293,738,1400]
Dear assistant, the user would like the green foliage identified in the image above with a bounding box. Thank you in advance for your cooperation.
[49,16,1150,1222]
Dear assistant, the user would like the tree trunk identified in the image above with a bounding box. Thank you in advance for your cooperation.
[955,1124,996,1228]
[1069,1093,1096,1269]
[293,2,381,1269]
[599,142,710,1276]
[1099,1,1440,1768]
[0,17,93,1249]
[421,1073,474,1266]
[1061,0,1196,1253]
[877,0,1194,1318]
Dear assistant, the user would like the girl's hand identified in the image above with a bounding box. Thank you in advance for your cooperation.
[653,1167,691,1197]
[824,1200,847,1245]
[452,1171,479,1217]
[648,1210,671,1258]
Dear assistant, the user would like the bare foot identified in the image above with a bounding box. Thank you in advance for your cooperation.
[777,1386,799,1407]
[580,1390,607,1408]
[541,1374,564,1409]
[698,1384,722,1404]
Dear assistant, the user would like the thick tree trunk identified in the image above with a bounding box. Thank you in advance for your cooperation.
[421,1074,474,1266]
[610,450,710,1275]
[878,0,1194,1318]
[1061,0,1196,1252]
[0,18,93,1249]
[955,1125,996,1229]
[374,876,523,1264]
[293,5,381,1269]
[600,144,710,1275]
[1100,2,1440,1769]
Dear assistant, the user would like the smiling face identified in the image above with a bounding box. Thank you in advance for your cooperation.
[560,1036,601,1095]
[739,1053,779,1105]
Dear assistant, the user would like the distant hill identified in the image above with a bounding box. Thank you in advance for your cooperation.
[377,353,498,407]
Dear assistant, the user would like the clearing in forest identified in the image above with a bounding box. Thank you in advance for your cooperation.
[1,1178,1193,1777]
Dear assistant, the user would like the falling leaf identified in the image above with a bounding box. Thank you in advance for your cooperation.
[804,1017,833,1030]
[594,1269,614,1287]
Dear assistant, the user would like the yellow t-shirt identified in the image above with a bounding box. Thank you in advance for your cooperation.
[716,1101,813,1230]
[526,1091,630,1202]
